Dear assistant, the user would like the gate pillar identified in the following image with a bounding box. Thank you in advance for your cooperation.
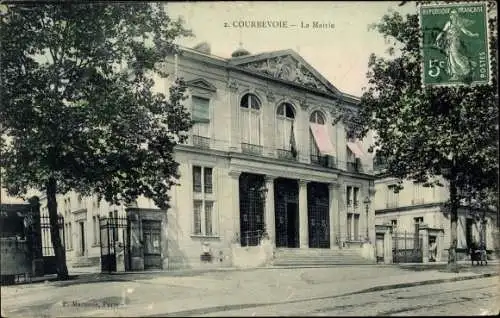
[419,225,429,263]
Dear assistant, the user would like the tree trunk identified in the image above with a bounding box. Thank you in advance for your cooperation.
[46,177,69,280]
[447,168,459,272]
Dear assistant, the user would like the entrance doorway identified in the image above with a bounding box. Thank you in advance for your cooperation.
[466,218,474,248]
[286,202,299,247]
[79,221,85,256]
[239,173,266,246]
[308,182,330,248]
[275,178,300,248]
[143,220,162,270]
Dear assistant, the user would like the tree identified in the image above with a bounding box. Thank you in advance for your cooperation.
[356,3,498,271]
[0,3,193,279]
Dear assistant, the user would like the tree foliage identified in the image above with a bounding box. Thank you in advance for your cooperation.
[1,3,193,209]
[358,6,498,207]
[1,3,193,278]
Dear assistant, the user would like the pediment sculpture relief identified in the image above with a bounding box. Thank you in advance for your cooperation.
[242,56,328,93]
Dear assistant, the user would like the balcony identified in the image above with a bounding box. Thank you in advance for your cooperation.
[192,135,210,149]
[277,149,298,161]
[346,161,359,172]
[241,143,263,156]
[310,155,337,169]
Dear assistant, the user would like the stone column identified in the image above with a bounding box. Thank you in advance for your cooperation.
[337,182,347,247]
[329,182,339,248]
[229,171,241,244]
[299,180,309,248]
[264,176,276,246]
[420,226,429,263]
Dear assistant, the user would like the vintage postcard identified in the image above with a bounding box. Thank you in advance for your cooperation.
[0,1,498,317]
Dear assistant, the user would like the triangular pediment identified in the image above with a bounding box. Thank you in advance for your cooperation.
[186,78,217,92]
[229,50,340,96]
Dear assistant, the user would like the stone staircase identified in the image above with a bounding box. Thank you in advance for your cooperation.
[272,247,376,266]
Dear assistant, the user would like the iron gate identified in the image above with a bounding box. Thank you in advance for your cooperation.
[40,215,65,275]
[308,182,330,248]
[99,216,130,273]
[275,178,300,248]
[392,230,423,263]
[239,173,266,246]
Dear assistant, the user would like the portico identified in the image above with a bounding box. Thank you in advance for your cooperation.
[231,163,347,250]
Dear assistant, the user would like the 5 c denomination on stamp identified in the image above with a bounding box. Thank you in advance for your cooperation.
[419,1,491,87]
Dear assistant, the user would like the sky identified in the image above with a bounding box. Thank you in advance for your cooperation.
[166,1,417,97]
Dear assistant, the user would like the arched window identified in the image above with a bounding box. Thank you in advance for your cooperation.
[309,110,325,125]
[240,93,262,147]
[309,110,326,159]
[240,93,261,110]
[276,103,296,153]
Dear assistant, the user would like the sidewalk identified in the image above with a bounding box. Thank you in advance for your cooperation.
[2,264,497,318]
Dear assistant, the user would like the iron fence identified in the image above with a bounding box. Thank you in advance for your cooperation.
[241,143,263,155]
[241,230,264,247]
[277,149,298,161]
[192,135,210,149]
[392,231,423,263]
[40,215,64,256]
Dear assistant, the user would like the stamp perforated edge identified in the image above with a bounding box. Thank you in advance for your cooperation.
[417,1,494,89]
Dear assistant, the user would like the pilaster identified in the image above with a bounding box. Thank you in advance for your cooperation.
[299,179,309,248]
[328,182,340,248]
[338,182,347,247]
[229,171,241,243]
[228,80,241,152]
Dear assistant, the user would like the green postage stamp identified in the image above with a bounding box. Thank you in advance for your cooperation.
[419,1,491,87]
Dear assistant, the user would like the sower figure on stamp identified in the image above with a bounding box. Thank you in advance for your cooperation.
[435,10,479,81]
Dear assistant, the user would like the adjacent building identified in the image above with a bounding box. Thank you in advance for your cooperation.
[374,161,498,262]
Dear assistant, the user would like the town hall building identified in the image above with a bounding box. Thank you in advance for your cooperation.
[36,43,378,270]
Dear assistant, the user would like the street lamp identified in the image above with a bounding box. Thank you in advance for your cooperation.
[363,196,371,243]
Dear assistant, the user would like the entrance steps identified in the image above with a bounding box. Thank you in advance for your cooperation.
[272,247,376,266]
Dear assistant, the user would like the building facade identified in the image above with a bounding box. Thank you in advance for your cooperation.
[30,44,378,270]
[374,172,498,261]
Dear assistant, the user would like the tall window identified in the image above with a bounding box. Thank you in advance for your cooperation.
[193,166,202,192]
[192,166,216,236]
[353,187,359,209]
[240,93,261,146]
[347,213,360,241]
[387,184,399,208]
[276,103,296,151]
[346,186,352,206]
[309,110,325,158]
[391,219,398,228]
[192,96,210,138]
[413,182,424,204]
[353,214,360,240]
